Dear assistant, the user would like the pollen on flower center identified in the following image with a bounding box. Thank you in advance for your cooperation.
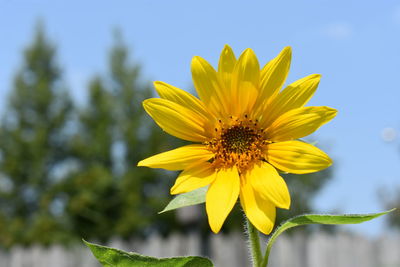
[221,125,257,154]
[205,116,267,173]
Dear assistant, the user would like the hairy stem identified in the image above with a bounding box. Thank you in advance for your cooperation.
[246,217,263,267]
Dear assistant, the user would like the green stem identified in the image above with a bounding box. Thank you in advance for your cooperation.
[246,217,263,267]
[260,229,276,267]
[260,243,271,267]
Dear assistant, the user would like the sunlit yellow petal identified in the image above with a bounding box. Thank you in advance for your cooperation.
[247,162,290,209]
[170,162,216,194]
[138,144,214,171]
[218,44,237,91]
[143,98,211,142]
[254,47,292,117]
[206,167,240,233]
[266,141,332,174]
[154,81,212,120]
[260,74,321,128]
[240,181,276,235]
[260,46,291,98]
[231,48,260,116]
[266,106,337,142]
[191,56,226,116]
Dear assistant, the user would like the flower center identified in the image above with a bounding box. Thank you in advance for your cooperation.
[221,126,257,154]
[205,116,266,173]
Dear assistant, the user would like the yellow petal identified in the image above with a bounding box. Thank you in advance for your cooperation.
[143,98,211,142]
[153,81,212,120]
[254,47,292,116]
[191,56,226,116]
[240,180,276,235]
[266,106,337,142]
[260,74,321,128]
[246,162,290,209]
[218,44,237,91]
[266,141,333,174]
[138,144,214,171]
[170,162,216,194]
[206,167,240,233]
[231,48,260,116]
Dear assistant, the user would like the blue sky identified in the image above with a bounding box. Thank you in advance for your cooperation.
[1,0,400,236]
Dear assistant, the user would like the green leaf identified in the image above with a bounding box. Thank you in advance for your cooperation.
[159,186,207,214]
[84,240,213,267]
[261,209,395,267]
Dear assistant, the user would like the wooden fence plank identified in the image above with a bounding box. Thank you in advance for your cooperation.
[0,232,399,267]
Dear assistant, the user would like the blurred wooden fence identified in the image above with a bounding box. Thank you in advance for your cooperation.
[0,231,399,267]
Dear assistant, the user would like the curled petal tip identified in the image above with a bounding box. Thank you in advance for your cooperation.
[222,44,233,50]
[240,48,256,58]
[153,81,161,87]
[282,200,291,210]
[137,160,145,167]
[279,46,292,59]
[170,187,178,195]
[283,46,292,52]
[191,55,202,63]
[329,108,338,117]
[327,156,334,166]
[142,98,151,106]
[210,225,221,234]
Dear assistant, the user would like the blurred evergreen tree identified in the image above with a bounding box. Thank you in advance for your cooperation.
[59,77,118,242]
[108,33,179,238]
[60,32,180,243]
[0,23,74,247]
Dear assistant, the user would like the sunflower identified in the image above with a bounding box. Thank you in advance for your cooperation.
[138,45,336,234]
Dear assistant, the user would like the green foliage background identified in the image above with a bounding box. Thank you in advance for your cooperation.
[0,24,334,248]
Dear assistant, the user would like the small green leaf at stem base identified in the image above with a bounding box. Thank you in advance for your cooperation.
[159,186,207,214]
[261,209,395,267]
[84,239,213,267]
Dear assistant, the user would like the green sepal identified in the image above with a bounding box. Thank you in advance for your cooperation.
[261,209,395,267]
[84,239,213,267]
[159,186,207,214]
